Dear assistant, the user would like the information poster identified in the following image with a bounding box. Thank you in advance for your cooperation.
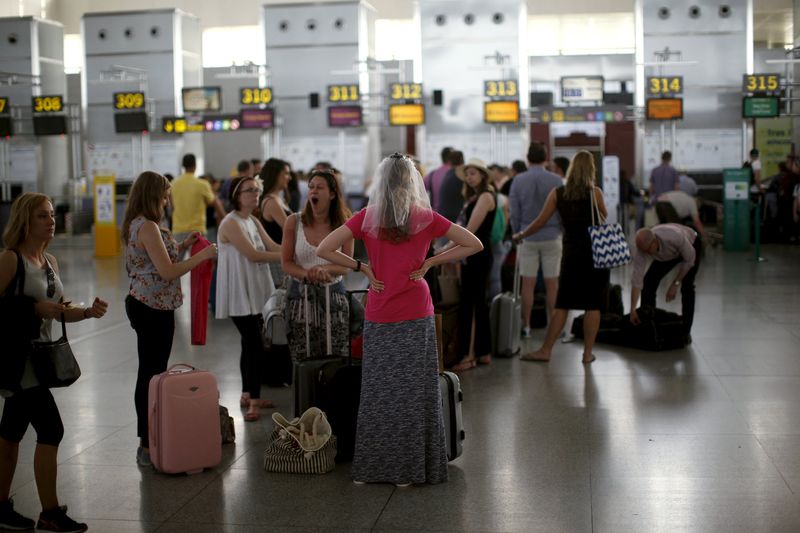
[93,175,119,257]
[755,117,792,179]
[602,156,620,225]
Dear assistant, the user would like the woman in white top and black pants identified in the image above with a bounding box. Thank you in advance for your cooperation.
[216,176,281,422]
[282,170,353,360]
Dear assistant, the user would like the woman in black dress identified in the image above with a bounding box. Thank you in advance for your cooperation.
[512,151,609,364]
[450,158,497,370]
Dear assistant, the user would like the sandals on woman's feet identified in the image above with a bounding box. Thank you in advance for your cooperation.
[244,411,260,422]
[582,354,596,364]
[452,358,477,372]
[242,396,274,409]
[477,355,492,365]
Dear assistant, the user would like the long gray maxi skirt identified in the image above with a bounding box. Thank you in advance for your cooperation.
[352,316,449,485]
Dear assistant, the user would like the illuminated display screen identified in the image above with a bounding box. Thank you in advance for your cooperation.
[561,77,603,102]
[240,87,273,106]
[181,87,222,113]
[390,83,423,101]
[646,76,683,97]
[203,115,240,132]
[32,95,64,113]
[484,101,519,124]
[162,116,204,133]
[240,108,274,129]
[742,97,779,118]
[388,103,425,126]
[742,74,780,96]
[328,106,363,127]
[328,84,360,103]
[114,92,145,110]
[484,80,518,99]
[646,98,683,120]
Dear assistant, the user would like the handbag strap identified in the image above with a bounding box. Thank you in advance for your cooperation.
[589,187,605,226]
[6,249,26,297]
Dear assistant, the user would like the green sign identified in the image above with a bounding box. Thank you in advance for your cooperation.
[723,168,750,251]
[743,97,779,118]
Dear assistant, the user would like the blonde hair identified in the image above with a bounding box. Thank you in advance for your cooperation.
[122,171,171,244]
[2,192,52,250]
[564,151,597,200]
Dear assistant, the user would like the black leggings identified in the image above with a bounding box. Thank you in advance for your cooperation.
[125,295,174,448]
[457,253,493,357]
[0,387,64,446]
[231,315,264,400]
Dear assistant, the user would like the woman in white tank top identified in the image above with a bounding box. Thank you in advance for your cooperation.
[216,176,281,422]
[282,170,353,360]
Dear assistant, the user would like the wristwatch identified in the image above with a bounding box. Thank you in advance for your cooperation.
[673,280,681,286]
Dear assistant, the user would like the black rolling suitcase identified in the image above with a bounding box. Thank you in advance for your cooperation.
[316,290,366,462]
[439,370,464,461]
[292,284,343,417]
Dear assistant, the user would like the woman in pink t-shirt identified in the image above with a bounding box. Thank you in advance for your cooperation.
[317,153,482,486]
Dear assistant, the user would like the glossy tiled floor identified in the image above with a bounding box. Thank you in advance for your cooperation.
[4,241,800,532]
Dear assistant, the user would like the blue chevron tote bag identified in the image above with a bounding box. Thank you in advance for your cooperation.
[587,189,631,269]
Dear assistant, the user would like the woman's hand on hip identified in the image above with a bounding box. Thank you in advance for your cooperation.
[409,258,433,282]
[362,264,384,292]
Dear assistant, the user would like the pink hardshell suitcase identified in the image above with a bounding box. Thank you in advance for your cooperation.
[148,364,222,474]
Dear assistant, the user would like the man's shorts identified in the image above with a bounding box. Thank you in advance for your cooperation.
[518,238,562,278]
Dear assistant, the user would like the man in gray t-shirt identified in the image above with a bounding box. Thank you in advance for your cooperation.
[649,151,679,205]
[437,150,465,223]
[509,143,563,336]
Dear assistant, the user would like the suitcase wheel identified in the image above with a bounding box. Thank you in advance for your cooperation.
[459,430,466,441]
[458,391,463,402]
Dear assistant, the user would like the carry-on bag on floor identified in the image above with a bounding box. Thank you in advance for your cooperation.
[571,307,686,351]
[316,290,366,462]
[293,284,344,417]
[148,364,221,474]
[490,252,522,357]
[439,370,465,461]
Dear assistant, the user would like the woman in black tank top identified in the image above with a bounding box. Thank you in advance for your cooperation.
[259,158,293,284]
[451,159,497,371]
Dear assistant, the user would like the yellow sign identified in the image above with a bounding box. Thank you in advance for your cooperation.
[484,80,518,99]
[0,97,7,114]
[114,91,145,110]
[93,175,119,257]
[743,74,780,95]
[646,98,683,120]
[390,83,423,101]
[647,76,683,96]
[388,103,425,126]
[484,101,519,124]
[240,87,273,105]
[328,84,360,103]
[32,95,63,113]
[162,116,204,133]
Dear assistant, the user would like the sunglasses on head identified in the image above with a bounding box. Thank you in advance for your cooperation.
[45,261,55,298]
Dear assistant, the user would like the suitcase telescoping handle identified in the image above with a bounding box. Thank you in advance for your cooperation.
[347,289,369,365]
[303,283,333,358]
[512,247,521,302]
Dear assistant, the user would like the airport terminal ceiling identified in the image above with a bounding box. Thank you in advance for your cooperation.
[2,0,794,45]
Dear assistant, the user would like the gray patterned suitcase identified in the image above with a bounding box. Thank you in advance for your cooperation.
[490,252,521,357]
[439,370,464,461]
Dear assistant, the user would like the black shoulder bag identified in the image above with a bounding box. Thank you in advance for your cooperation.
[28,258,81,388]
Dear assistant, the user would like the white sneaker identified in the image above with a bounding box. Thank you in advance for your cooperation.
[521,327,532,339]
